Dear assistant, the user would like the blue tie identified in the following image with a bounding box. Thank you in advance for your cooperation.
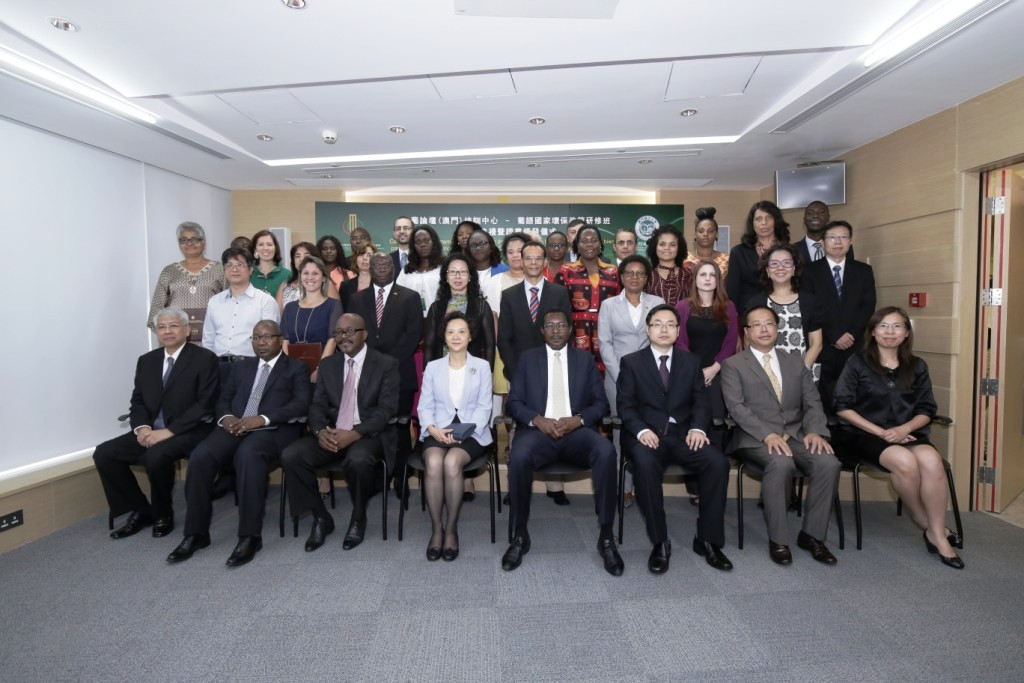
[832,265,843,298]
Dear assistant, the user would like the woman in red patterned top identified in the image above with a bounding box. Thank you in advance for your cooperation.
[555,224,621,373]
[644,223,692,306]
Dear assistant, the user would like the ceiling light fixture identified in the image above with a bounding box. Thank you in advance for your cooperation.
[0,45,158,124]
[47,17,79,32]
[389,126,406,134]
[527,163,541,168]
[862,0,1003,67]
[529,117,546,125]
[256,134,273,142]
[422,168,436,174]
[679,109,698,117]
[638,159,653,164]
[319,174,333,179]
[263,135,739,167]
[281,0,307,9]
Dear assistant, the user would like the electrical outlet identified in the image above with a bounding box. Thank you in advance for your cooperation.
[0,509,24,532]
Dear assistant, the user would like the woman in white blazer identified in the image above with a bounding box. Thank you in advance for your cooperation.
[417,311,494,562]
[597,255,665,506]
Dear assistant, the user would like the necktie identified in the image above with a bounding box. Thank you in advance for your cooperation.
[762,353,783,402]
[161,356,174,386]
[154,356,174,429]
[832,265,843,298]
[375,287,385,329]
[658,354,670,391]
[243,363,270,418]
[529,287,539,323]
[813,242,824,261]
[336,358,357,430]
[551,351,569,418]
[399,251,408,270]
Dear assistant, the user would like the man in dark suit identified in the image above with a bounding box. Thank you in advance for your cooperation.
[617,304,733,574]
[501,309,623,576]
[389,215,413,279]
[348,252,421,497]
[93,308,219,539]
[166,320,311,566]
[282,313,399,552]
[801,219,875,406]
[795,202,855,268]
[721,305,840,566]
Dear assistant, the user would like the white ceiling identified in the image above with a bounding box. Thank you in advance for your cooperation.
[1,0,1022,193]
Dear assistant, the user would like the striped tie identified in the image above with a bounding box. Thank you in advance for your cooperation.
[813,242,824,261]
[833,265,843,298]
[529,287,539,323]
[375,287,385,329]
[242,363,271,418]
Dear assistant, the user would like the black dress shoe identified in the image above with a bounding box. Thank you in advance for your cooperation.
[547,490,570,506]
[648,542,671,575]
[692,537,733,571]
[598,537,624,577]
[304,515,335,552]
[110,511,153,539]
[426,546,442,561]
[797,531,838,565]
[442,533,459,562]
[769,541,793,566]
[924,530,965,569]
[166,534,211,563]
[226,536,262,567]
[501,534,531,571]
[341,518,367,550]
[152,516,174,538]
[462,491,476,502]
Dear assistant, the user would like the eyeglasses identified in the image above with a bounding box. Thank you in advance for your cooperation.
[542,322,570,330]
[251,334,281,342]
[178,237,204,245]
[334,327,366,337]
[446,269,469,277]
[648,322,679,330]
[824,234,851,242]
[622,270,646,279]
[767,260,794,269]
[876,323,906,332]
[224,262,250,270]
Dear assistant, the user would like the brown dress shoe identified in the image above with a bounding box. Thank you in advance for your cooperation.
[769,541,793,566]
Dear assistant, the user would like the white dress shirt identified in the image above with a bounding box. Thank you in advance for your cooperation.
[203,284,280,356]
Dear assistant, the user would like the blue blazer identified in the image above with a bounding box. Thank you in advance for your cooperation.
[216,353,312,425]
[417,355,494,445]
[506,346,609,429]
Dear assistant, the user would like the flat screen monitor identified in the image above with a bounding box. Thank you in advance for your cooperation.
[775,162,846,210]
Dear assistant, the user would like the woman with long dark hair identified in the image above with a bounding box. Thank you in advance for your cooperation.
[396,225,445,316]
[423,253,496,367]
[448,220,479,255]
[316,235,354,290]
[726,200,791,308]
[644,224,691,306]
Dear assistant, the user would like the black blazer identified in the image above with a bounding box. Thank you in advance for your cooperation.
[389,250,405,283]
[308,348,400,470]
[349,283,423,394]
[506,346,609,429]
[497,280,571,380]
[423,295,496,368]
[801,258,876,349]
[217,354,312,425]
[617,348,709,442]
[338,278,364,311]
[725,243,762,312]
[128,342,219,434]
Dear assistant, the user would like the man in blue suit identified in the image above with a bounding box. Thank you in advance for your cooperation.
[501,309,623,576]
[167,320,311,566]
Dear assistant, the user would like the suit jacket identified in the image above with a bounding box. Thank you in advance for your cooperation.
[128,342,219,434]
[725,243,761,313]
[597,291,664,413]
[417,355,494,445]
[308,348,401,470]
[720,349,830,450]
[497,280,571,380]
[216,353,312,426]
[617,347,709,441]
[349,283,423,394]
[506,346,609,430]
[801,257,876,349]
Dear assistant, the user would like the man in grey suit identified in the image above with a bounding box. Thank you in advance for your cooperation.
[721,305,840,566]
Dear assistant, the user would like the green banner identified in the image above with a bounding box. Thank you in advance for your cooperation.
[315,202,685,258]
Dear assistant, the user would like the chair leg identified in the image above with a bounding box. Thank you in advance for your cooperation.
[852,463,864,550]
[946,463,964,548]
[381,467,388,541]
[493,447,503,515]
[419,470,426,512]
[398,463,409,541]
[293,514,299,538]
[108,512,114,530]
[279,470,287,539]
[834,485,845,551]
[795,477,804,517]
[617,460,627,545]
[896,498,903,517]
[737,462,745,550]
[488,462,496,544]
[329,473,336,510]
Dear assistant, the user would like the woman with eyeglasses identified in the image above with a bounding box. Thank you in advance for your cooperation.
[250,229,290,298]
[424,254,496,368]
[148,221,225,330]
[397,225,445,316]
[726,200,791,310]
[833,307,964,569]
[745,243,824,381]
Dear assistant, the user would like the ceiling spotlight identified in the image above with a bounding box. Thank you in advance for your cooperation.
[389,125,406,134]
[422,168,436,174]
[256,134,273,142]
[638,159,653,164]
[281,0,307,8]
[322,130,337,144]
[529,117,546,125]
[679,109,698,117]
[527,163,541,168]
[48,17,79,32]
[319,174,333,179]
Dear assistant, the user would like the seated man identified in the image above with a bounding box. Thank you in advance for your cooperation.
[502,309,622,576]
[93,308,219,539]
[167,320,311,567]
[282,313,399,552]
[721,305,841,566]
[617,304,732,574]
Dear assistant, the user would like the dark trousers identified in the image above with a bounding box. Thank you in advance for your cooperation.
[93,426,212,520]
[183,424,301,538]
[629,429,729,547]
[282,434,383,522]
[507,427,617,533]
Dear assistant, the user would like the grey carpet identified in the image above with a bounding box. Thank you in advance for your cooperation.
[1,487,1022,682]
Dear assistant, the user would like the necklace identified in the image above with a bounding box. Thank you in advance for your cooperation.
[293,300,322,343]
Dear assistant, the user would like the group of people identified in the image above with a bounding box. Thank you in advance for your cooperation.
[94,202,963,573]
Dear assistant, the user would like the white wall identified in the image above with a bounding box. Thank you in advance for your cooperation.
[0,118,230,477]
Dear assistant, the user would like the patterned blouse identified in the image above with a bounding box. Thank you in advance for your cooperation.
[684,250,730,280]
[555,259,621,373]
[645,264,692,307]
[147,261,225,329]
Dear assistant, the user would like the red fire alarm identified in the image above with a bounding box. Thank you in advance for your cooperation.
[909,292,926,307]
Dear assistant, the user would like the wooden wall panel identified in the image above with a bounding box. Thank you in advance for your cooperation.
[854,212,956,253]
[957,77,1024,172]
[657,188,762,248]
[233,189,345,244]
[869,247,955,287]
[916,351,953,389]
[904,317,954,354]
[875,284,954,317]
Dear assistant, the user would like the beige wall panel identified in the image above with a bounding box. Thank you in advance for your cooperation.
[0,487,55,554]
[957,77,1024,171]
[52,470,108,528]
[869,246,954,287]
[906,317,954,355]
[233,189,346,244]
[876,284,955,317]
[853,213,956,255]
[916,351,953,389]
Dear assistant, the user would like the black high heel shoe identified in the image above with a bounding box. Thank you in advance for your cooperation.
[946,529,963,549]
[442,532,459,562]
[426,531,443,561]
[924,530,964,570]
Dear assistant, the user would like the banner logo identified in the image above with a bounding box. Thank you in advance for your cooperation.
[635,215,660,240]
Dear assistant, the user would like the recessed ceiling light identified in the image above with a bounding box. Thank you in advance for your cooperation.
[527,163,541,168]
[281,0,306,9]
[256,134,273,142]
[638,159,653,164]
[679,109,698,117]
[529,117,546,125]
[47,17,79,32]
[319,174,333,179]
[422,168,436,174]
[389,125,406,134]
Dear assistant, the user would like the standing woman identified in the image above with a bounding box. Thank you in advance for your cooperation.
[148,221,224,330]
[745,243,824,381]
[280,256,344,379]
[494,232,529,295]
[347,227,373,271]
[417,312,494,561]
[250,229,290,298]
[556,224,621,373]
[834,307,964,569]
[726,200,791,309]
[397,225,445,316]
[448,220,479,256]
[684,207,730,279]
[277,242,340,311]
[644,224,691,306]
[424,253,495,368]
[339,243,377,310]
[465,230,508,312]
[543,231,569,281]
[316,235,354,291]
